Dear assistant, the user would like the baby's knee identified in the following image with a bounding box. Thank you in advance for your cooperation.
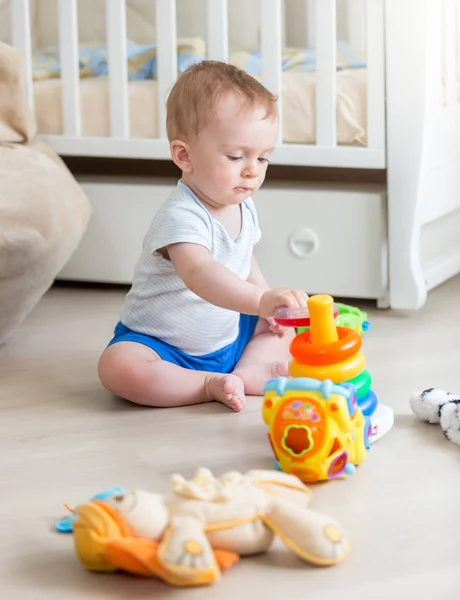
[97,343,155,402]
[98,345,128,392]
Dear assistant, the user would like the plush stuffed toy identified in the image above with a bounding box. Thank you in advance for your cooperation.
[69,468,349,587]
[410,388,460,446]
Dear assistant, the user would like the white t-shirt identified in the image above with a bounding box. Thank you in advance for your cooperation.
[119,180,262,356]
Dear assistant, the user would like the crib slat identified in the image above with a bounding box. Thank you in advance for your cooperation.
[106,0,130,138]
[58,0,81,137]
[260,0,283,144]
[443,0,457,106]
[306,0,316,48]
[346,0,366,55]
[156,0,177,139]
[315,0,336,147]
[11,0,34,111]
[207,0,228,61]
[366,0,385,151]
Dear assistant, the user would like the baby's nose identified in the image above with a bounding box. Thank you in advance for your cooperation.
[242,164,257,178]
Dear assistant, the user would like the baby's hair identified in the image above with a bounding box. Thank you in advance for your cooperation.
[166,60,277,141]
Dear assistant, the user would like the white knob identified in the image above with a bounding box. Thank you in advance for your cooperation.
[289,228,319,259]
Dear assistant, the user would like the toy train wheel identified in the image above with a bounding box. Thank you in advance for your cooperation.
[337,382,358,417]
[364,417,372,450]
[327,451,349,479]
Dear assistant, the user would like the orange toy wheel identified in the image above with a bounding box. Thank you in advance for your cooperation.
[290,327,362,365]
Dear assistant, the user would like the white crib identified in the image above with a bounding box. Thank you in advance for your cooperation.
[3,0,460,309]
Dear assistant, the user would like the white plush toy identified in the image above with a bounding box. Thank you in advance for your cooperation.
[70,468,350,588]
[409,388,460,446]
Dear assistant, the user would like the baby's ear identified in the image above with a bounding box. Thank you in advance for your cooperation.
[170,140,192,173]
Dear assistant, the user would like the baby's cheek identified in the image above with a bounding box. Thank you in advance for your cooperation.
[222,166,238,185]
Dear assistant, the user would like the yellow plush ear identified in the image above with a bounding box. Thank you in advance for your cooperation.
[72,500,135,572]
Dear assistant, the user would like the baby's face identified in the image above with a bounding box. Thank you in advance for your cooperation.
[186,94,278,207]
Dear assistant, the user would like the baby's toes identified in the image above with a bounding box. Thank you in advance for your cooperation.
[222,375,246,412]
[229,394,245,412]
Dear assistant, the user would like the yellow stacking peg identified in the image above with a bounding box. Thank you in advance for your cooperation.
[289,294,365,382]
[308,295,338,346]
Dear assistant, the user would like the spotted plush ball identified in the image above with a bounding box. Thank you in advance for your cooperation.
[410,388,460,447]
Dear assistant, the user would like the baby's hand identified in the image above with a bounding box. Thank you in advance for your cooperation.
[266,317,288,337]
[259,288,309,319]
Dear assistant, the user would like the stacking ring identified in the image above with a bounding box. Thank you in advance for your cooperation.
[290,327,362,366]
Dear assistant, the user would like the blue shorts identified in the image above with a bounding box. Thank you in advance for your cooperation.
[107,314,259,374]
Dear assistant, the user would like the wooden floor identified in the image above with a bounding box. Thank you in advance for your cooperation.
[1,277,460,599]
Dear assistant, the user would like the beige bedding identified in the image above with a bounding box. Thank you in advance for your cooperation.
[33,68,368,146]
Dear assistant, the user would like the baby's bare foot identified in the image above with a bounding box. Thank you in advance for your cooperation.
[234,362,290,396]
[205,374,246,412]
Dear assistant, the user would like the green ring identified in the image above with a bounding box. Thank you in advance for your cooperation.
[346,369,372,400]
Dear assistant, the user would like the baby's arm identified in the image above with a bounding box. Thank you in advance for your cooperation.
[247,255,289,336]
[247,255,270,291]
[167,243,307,317]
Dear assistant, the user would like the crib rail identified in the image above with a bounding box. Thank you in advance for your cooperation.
[9,0,388,169]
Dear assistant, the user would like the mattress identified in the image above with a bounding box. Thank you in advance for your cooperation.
[31,38,368,145]
[33,68,368,146]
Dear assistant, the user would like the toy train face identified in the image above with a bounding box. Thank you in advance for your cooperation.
[263,378,371,483]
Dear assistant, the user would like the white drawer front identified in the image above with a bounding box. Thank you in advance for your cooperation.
[59,177,177,284]
[60,178,387,301]
[253,184,387,300]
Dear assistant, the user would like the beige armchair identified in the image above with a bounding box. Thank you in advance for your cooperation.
[0,42,91,345]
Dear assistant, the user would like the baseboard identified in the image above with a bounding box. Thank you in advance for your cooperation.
[421,208,460,291]
[424,251,460,291]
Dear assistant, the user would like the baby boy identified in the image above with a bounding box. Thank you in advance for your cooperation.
[98,61,308,412]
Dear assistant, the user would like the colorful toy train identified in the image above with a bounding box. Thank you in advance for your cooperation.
[263,377,371,482]
[263,294,381,483]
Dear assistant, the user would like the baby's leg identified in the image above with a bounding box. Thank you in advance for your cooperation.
[98,342,245,411]
[234,319,295,395]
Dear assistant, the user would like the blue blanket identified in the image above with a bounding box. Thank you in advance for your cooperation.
[32,38,366,82]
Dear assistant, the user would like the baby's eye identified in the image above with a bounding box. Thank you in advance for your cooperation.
[258,157,270,164]
[227,155,243,161]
